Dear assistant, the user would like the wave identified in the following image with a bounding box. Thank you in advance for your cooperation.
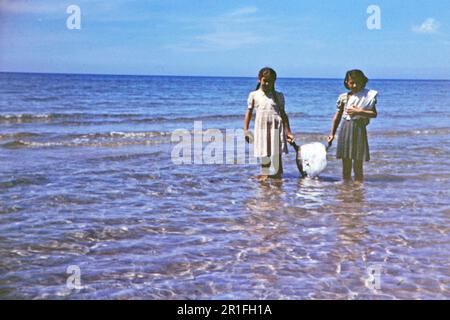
[410,146,449,156]
[0,175,48,189]
[3,111,449,128]
[1,140,30,149]
[87,151,164,164]
[1,139,168,149]
[0,131,168,142]
[1,130,172,149]
[0,111,310,125]
[0,113,144,122]
[2,126,449,150]
[366,173,450,182]
[0,130,324,150]
[0,132,43,140]
[21,96,60,102]
[378,128,450,137]
[64,131,171,139]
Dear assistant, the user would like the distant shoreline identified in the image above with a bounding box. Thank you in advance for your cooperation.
[1,71,449,82]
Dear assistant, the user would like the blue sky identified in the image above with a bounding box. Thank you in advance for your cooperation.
[0,0,449,79]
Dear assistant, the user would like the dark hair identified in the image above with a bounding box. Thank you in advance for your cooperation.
[344,69,369,90]
[255,67,277,91]
[255,67,279,106]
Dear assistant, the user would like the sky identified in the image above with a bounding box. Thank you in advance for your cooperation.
[0,0,449,79]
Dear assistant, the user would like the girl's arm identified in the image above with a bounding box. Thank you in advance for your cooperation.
[243,109,253,133]
[280,109,294,142]
[243,108,254,143]
[328,94,346,144]
[244,93,254,143]
[278,93,294,143]
[327,109,343,144]
[347,105,377,118]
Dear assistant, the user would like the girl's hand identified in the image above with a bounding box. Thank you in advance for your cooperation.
[244,130,253,144]
[287,133,295,144]
[346,105,361,116]
[327,135,335,144]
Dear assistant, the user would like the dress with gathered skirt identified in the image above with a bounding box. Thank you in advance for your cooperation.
[247,89,288,158]
[335,89,378,161]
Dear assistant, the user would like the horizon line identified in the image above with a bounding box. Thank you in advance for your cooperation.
[1,70,449,82]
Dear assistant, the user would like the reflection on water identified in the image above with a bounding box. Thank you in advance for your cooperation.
[0,142,449,299]
[335,181,366,205]
[334,182,369,247]
[1,74,449,299]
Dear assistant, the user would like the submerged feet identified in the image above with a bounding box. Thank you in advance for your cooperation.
[256,174,269,181]
[255,172,283,181]
[269,173,283,179]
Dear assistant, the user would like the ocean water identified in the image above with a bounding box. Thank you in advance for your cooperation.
[0,72,449,299]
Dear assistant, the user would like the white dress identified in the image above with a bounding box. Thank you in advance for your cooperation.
[247,89,288,157]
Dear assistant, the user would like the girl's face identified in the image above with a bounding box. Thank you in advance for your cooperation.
[347,76,363,93]
[259,74,275,93]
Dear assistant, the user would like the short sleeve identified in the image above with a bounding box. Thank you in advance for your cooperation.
[336,94,346,112]
[369,93,378,109]
[247,92,254,110]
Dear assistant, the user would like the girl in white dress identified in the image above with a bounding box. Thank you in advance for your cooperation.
[243,67,295,179]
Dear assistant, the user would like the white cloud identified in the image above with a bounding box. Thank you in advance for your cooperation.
[195,31,265,50]
[412,18,440,34]
[228,7,258,17]
[0,0,63,14]
[0,0,131,15]
[169,6,268,52]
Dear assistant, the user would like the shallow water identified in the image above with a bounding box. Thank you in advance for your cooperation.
[0,73,449,299]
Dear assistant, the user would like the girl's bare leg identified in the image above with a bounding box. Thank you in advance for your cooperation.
[260,123,272,176]
[257,157,271,180]
[343,159,352,180]
[353,160,364,181]
[261,156,271,175]
[270,152,283,178]
[278,152,283,175]
[270,122,283,178]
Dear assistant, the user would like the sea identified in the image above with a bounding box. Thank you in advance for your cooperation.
[0,72,449,299]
